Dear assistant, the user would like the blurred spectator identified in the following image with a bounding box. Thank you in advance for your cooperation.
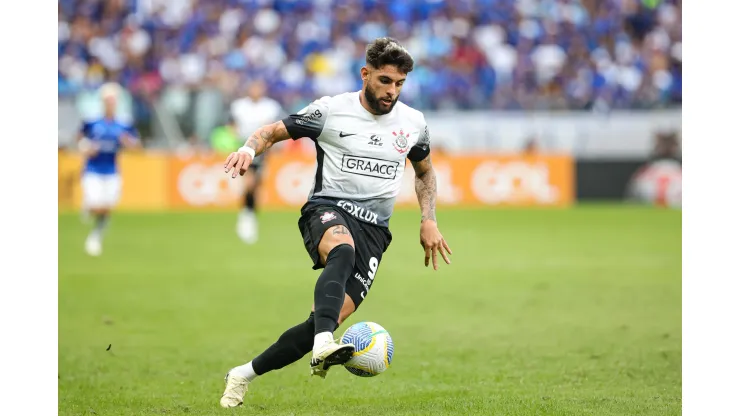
[59,0,682,139]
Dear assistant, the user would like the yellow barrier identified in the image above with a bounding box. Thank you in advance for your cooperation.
[58,151,574,211]
[58,152,83,210]
[58,151,169,211]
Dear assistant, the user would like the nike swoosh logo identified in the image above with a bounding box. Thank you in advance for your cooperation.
[339,132,356,137]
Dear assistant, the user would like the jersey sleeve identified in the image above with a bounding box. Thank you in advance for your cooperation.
[281,97,330,141]
[407,124,431,162]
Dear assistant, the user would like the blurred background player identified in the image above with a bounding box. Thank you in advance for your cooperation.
[228,79,286,244]
[77,82,140,256]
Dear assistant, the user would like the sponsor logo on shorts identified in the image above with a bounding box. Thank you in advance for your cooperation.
[336,200,379,225]
[353,257,379,296]
[320,211,337,223]
[340,155,399,180]
[354,272,371,292]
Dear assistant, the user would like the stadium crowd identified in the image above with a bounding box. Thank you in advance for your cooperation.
[59,0,681,138]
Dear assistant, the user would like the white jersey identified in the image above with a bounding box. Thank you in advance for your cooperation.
[282,91,431,228]
[231,96,284,163]
[231,96,284,138]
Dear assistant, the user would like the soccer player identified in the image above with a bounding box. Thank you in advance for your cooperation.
[229,79,286,244]
[77,83,140,256]
[220,38,452,408]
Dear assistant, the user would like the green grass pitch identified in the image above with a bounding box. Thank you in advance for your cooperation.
[59,205,681,415]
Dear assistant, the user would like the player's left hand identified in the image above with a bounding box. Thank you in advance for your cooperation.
[420,219,452,270]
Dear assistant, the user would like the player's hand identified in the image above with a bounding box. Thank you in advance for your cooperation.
[420,219,452,270]
[224,151,253,178]
[78,138,100,158]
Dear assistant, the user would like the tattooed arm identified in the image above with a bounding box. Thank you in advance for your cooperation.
[410,154,437,223]
[411,154,452,270]
[243,121,291,158]
[226,98,329,178]
[224,121,291,178]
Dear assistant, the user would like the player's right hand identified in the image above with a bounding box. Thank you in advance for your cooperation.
[224,151,253,178]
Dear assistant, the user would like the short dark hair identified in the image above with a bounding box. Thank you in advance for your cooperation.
[365,37,414,74]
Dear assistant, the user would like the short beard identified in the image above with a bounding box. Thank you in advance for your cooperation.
[364,86,398,115]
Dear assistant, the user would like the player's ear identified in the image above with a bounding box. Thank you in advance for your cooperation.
[360,66,369,82]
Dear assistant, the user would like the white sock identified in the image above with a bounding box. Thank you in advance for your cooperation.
[313,331,334,351]
[230,361,258,382]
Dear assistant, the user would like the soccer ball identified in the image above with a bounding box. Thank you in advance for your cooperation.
[340,321,394,377]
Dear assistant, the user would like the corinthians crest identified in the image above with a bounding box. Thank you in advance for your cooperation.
[392,129,410,153]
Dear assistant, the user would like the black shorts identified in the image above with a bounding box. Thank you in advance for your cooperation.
[298,203,392,309]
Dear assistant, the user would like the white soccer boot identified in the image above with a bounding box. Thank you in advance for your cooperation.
[220,372,249,408]
[85,234,102,257]
[310,340,355,378]
[236,210,258,244]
